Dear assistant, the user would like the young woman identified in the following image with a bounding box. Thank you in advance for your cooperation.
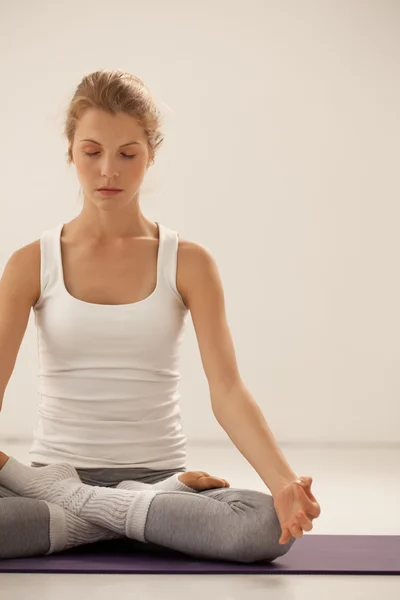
[0,70,320,562]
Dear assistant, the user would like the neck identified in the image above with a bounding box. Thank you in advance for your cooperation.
[71,200,158,241]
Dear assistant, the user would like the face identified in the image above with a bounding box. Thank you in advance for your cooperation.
[71,108,152,206]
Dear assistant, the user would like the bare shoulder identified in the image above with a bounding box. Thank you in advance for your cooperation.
[176,235,218,308]
[1,239,41,307]
[177,235,215,262]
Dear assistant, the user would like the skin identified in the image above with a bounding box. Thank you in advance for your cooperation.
[69,107,158,242]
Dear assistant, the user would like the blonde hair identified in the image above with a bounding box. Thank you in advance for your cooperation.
[64,69,164,164]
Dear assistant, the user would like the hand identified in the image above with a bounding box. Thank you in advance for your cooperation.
[273,476,321,544]
[178,471,230,491]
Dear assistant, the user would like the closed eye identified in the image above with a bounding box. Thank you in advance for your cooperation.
[84,152,136,159]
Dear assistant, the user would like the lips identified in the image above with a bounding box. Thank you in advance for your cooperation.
[98,188,122,191]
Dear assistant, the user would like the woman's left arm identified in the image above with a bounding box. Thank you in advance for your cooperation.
[179,242,321,541]
[179,242,297,493]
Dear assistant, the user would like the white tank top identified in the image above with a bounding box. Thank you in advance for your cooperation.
[28,221,190,469]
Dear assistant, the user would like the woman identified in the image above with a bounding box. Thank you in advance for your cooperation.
[0,70,320,562]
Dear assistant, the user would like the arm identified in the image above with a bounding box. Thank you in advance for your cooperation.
[179,241,298,496]
[0,243,40,411]
[211,381,298,496]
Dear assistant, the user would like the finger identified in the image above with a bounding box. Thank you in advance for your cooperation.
[303,486,318,505]
[214,478,229,488]
[299,476,313,486]
[310,502,321,518]
[297,512,313,532]
[281,522,303,544]
[295,476,313,491]
[294,485,321,517]
[296,478,319,505]
[207,475,230,488]
[301,493,321,518]
[202,477,227,489]
[290,523,304,539]
[279,528,291,544]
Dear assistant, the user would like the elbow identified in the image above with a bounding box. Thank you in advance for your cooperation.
[210,377,244,412]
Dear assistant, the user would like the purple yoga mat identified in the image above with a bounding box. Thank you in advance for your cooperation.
[0,535,399,575]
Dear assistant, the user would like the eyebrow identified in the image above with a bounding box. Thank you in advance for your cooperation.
[79,139,140,147]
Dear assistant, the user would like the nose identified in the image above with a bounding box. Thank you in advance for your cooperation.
[100,156,120,179]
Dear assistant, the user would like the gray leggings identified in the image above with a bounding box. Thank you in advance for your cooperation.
[0,462,296,563]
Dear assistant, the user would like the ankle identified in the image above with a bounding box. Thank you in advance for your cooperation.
[0,452,9,470]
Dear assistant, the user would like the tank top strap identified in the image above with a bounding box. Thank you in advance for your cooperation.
[156,222,185,306]
[38,222,64,299]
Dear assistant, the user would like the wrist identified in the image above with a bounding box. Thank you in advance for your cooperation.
[269,474,299,497]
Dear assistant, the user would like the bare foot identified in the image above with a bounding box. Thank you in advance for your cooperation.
[178,471,230,491]
[0,452,9,470]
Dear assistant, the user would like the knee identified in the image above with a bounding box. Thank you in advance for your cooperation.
[0,497,50,559]
[240,532,296,564]
[232,493,297,564]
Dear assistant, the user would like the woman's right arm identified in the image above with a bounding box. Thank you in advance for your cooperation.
[0,242,40,412]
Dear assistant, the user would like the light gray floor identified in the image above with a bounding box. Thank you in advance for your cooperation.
[0,440,399,600]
